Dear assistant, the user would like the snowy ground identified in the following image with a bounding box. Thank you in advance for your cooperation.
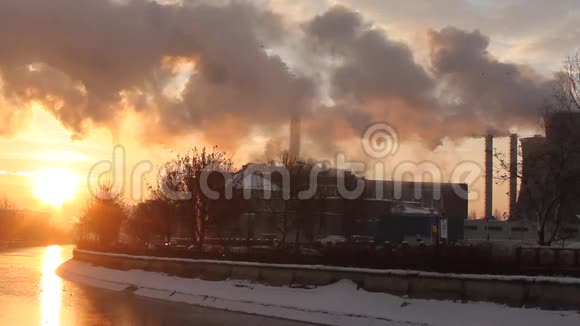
[58,260,580,326]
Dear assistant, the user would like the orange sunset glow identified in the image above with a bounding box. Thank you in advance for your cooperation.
[0,0,576,229]
[34,168,80,207]
[1,2,580,326]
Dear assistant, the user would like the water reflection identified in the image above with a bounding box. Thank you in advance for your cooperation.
[40,245,63,326]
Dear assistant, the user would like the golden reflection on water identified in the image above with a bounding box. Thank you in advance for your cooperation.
[40,245,63,326]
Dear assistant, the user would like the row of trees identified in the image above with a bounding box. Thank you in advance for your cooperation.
[78,147,235,249]
[0,193,70,244]
[79,184,127,245]
[79,146,353,249]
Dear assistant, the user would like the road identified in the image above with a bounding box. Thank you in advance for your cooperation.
[0,245,317,325]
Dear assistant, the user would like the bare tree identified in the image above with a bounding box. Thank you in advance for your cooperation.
[270,149,314,246]
[277,149,316,246]
[468,210,477,220]
[126,199,172,247]
[0,193,14,210]
[496,52,580,246]
[154,146,233,249]
[79,183,127,247]
[278,149,297,168]
[561,53,580,111]
[275,207,291,247]
[0,193,15,241]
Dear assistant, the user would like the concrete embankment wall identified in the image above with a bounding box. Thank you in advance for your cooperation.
[73,249,580,311]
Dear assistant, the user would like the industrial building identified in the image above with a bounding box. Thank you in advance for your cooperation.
[513,111,580,224]
[460,111,580,244]
[210,162,468,244]
[209,109,580,244]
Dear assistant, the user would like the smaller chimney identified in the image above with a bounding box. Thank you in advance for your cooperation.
[485,134,493,220]
[509,134,518,219]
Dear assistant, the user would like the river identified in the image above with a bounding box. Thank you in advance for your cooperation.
[0,245,315,325]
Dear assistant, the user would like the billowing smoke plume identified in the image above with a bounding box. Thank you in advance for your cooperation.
[0,1,557,156]
[303,6,441,148]
[428,27,553,135]
[0,0,313,148]
[303,7,554,149]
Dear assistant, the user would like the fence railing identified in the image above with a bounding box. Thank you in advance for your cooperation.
[77,239,580,276]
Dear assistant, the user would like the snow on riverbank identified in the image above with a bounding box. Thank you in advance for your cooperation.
[58,259,580,326]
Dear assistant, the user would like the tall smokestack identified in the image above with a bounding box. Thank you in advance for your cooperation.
[485,134,493,220]
[509,134,518,219]
[289,112,301,160]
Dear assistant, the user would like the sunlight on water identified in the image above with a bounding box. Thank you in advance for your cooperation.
[40,245,63,326]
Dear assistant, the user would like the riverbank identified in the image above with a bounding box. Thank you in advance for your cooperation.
[0,246,312,326]
[72,249,580,309]
[58,250,580,326]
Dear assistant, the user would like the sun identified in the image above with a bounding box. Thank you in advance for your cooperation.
[34,168,80,207]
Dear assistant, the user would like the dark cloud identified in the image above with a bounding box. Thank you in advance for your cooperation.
[0,1,558,157]
[305,6,434,104]
[301,7,555,150]
[428,27,554,135]
[0,0,313,145]
[303,6,441,148]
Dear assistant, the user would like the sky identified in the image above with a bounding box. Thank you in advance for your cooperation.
[0,0,578,224]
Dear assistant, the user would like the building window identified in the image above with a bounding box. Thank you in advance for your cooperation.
[511,227,529,232]
[486,226,503,231]
[464,225,478,231]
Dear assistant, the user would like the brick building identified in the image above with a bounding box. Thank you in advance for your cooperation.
[209,163,468,244]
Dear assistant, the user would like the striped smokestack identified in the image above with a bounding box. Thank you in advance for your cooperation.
[509,134,518,219]
[485,134,493,220]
